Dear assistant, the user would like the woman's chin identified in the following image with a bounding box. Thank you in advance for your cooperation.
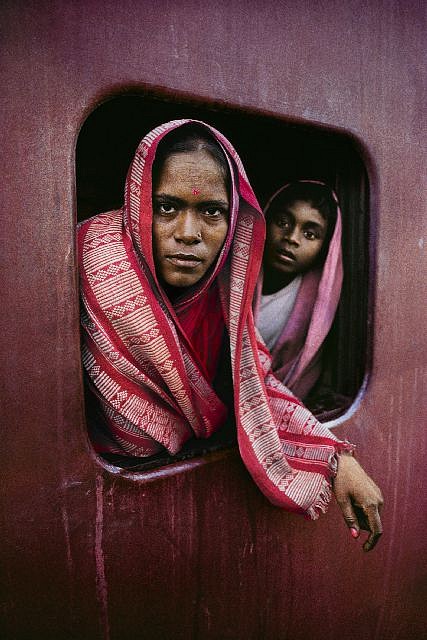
[160,273,204,290]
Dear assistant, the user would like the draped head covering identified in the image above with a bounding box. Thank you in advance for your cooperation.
[255,180,343,400]
[78,122,352,519]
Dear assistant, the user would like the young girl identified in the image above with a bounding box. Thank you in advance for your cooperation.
[79,125,382,549]
[256,180,343,402]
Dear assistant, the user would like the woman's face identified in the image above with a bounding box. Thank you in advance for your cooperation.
[152,149,229,289]
[264,199,328,279]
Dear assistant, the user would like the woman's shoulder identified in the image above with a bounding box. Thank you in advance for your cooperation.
[77,209,123,237]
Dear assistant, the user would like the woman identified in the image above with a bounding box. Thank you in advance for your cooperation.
[78,120,382,550]
[256,180,343,401]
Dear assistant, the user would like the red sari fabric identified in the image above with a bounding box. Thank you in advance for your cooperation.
[255,181,344,400]
[175,281,224,383]
[78,121,352,519]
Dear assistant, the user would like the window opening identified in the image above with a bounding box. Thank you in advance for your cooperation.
[77,93,370,470]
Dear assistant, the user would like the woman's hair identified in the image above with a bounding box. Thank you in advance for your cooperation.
[266,181,338,255]
[152,124,230,188]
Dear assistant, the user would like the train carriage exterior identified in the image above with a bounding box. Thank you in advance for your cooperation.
[1,1,426,638]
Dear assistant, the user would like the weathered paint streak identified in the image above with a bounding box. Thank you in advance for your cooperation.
[95,474,110,640]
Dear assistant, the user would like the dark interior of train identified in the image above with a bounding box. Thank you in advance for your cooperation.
[76,92,370,471]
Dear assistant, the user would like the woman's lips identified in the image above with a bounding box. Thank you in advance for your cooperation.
[166,254,203,268]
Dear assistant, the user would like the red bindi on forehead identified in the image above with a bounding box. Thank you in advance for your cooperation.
[192,188,200,195]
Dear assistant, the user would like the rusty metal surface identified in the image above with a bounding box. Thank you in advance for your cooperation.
[1,1,426,638]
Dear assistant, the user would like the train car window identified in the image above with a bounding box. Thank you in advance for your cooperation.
[76,93,370,470]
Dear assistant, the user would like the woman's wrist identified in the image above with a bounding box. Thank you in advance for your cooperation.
[335,440,355,458]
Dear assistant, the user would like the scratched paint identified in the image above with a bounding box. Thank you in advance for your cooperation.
[95,475,110,640]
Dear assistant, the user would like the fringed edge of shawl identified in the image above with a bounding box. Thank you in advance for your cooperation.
[306,477,333,520]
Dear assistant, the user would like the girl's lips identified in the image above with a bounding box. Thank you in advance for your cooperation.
[276,249,296,264]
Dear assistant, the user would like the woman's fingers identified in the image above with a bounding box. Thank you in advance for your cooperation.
[337,496,360,537]
[353,504,371,531]
[333,454,384,550]
[338,499,383,550]
[362,504,383,552]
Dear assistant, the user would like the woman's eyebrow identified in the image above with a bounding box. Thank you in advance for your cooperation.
[153,194,229,208]
[153,193,184,205]
[197,199,229,208]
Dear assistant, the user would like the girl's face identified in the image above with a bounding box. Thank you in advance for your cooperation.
[264,199,328,280]
[152,149,229,289]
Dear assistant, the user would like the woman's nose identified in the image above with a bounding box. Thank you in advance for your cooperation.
[174,210,202,243]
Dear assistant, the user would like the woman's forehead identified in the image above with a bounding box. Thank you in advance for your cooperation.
[154,150,228,197]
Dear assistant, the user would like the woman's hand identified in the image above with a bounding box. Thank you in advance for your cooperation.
[333,453,384,551]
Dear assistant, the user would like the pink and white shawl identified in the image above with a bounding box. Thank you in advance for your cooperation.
[255,181,343,400]
[78,121,352,519]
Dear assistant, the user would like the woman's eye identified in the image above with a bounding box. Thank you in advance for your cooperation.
[204,207,223,218]
[277,218,291,230]
[157,203,175,215]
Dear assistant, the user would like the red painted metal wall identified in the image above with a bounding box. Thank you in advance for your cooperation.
[1,1,426,638]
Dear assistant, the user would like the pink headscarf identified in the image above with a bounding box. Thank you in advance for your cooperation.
[79,124,352,519]
[255,180,343,399]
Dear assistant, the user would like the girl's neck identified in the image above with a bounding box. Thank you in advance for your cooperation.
[262,267,298,295]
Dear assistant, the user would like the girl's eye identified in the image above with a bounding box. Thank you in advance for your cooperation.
[304,230,317,240]
[277,218,291,230]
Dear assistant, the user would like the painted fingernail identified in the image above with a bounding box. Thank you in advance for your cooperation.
[350,528,359,539]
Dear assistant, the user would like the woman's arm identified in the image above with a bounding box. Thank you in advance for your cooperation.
[333,452,383,551]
